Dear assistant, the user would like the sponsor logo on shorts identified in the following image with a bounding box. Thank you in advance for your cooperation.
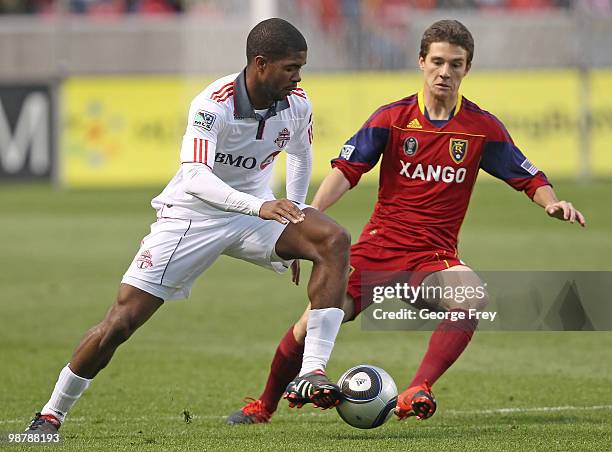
[136,249,153,269]
[193,110,216,131]
[403,136,418,156]
[274,128,291,149]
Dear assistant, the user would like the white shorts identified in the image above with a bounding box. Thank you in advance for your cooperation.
[122,212,297,301]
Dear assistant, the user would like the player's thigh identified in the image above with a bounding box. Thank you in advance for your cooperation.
[123,217,233,300]
[274,207,350,261]
[422,265,489,311]
[222,205,344,273]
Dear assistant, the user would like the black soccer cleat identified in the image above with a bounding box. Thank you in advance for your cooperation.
[24,412,61,434]
[284,369,343,409]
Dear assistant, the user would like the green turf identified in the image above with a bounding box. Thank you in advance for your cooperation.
[1,180,611,451]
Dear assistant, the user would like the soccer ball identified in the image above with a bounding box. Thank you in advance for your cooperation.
[336,364,398,429]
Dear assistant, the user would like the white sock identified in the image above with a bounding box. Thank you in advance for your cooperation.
[41,364,91,423]
[299,307,344,376]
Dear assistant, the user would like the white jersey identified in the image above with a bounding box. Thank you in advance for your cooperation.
[152,70,313,220]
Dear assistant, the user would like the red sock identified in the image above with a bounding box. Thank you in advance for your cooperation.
[409,309,478,388]
[259,325,304,413]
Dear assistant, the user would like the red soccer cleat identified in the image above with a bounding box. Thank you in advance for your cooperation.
[395,380,437,420]
[226,398,272,425]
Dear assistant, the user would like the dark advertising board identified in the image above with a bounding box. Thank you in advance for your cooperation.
[0,84,56,181]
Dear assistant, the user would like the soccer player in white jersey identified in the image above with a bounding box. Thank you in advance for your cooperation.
[25,18,349,436]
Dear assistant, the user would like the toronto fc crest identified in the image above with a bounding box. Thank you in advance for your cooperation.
[136,250,153,269]
[274,128,291,149]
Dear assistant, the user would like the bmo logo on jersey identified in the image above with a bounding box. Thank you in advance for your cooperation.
[215,152,257,169]
[214,151,281,170]
[399,160,467,184]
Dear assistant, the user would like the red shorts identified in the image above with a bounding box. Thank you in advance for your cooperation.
[347,241,463,318]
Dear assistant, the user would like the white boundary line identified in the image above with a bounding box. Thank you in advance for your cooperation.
[2,405,612,425]
[445,405,612,415]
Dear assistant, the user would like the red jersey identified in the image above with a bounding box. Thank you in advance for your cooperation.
[332,92,551,253]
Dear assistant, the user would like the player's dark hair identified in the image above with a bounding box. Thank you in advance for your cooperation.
[420,20,474,66]
[246,18,307,63]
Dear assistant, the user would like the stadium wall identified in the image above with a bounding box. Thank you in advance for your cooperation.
[1,11,612,78]
[60,71,612,188]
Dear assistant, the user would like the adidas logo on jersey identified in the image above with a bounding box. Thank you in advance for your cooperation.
[407,118,422,129]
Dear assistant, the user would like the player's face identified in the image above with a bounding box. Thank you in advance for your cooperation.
[419,42,470,102]
[260,50,307,102]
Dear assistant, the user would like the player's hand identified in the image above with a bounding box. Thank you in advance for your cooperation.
[290,260,300,286]
[545,201,586,227]
[259,199,305,225]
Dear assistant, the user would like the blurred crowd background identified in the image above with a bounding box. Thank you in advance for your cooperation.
[1,0,611,186]
[1,0,611,75]
[1,0,610,16]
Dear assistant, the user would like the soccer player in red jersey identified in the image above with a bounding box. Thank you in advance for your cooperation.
[227,19,585,424]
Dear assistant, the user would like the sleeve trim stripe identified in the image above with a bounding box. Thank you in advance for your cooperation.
[210,82,234,98]
[364,98,417,127]
[193,138,209,165]
[290,90,307,99]
[212,89,235,103]
[464,106,512,141]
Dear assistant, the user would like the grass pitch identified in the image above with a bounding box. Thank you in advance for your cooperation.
[1,180,611,451]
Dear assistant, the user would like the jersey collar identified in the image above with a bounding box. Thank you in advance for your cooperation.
[417,90,463,119]
[233,69,290,120]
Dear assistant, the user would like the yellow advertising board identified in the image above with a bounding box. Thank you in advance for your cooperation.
[63,77,213,187]
[589,69,612,177]
[63,71,612,187]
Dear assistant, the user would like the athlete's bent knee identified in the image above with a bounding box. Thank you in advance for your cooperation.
[320,225,351,260]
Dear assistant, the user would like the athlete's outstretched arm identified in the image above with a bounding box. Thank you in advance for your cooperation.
[533,185,586,227]
[311,168,351,212]
[183,164,304,224]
